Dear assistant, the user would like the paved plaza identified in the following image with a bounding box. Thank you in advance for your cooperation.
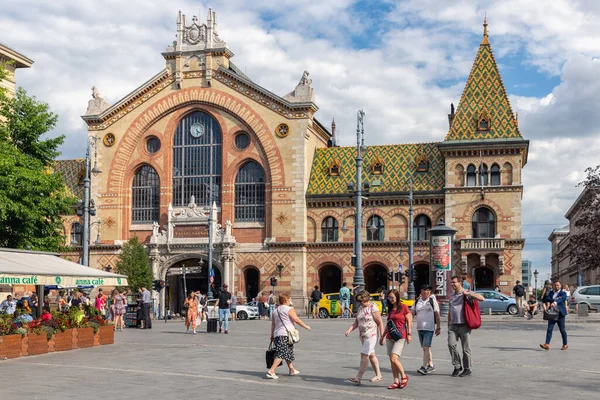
[2,316,599,400]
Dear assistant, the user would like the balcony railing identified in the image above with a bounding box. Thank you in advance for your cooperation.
[460,238,505,251]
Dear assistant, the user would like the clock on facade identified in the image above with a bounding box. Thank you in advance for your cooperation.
[190,122,205,138]
[275,123,290,138]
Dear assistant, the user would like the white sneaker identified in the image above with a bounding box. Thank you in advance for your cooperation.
[266,372,279,379]
[192,331,197,334]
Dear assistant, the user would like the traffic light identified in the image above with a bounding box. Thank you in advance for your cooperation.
[153,279,165,292]
[270,277,278,287]
[388,271,394,281]
[396,271,406,286]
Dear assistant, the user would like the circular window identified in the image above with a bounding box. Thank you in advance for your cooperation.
[235,132,250,150]
[146,136,161,154]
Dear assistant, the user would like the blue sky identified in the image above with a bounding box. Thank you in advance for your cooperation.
[2,0,600,282]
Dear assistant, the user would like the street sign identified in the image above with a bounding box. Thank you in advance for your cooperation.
[167,267,201,275]
[209,268,215,277]
[398,263,403,272]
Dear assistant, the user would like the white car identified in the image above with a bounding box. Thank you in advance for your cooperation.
[204,299,258,320]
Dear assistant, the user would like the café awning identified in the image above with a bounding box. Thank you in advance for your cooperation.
[0,248,128,287]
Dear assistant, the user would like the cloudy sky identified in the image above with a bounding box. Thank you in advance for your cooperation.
[2,0,599,281]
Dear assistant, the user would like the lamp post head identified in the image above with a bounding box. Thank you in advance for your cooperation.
[341,219,348,233]
[91,165,102,176]
[368,219,378,235]
[534,269,539,279]
[276,263,284,278]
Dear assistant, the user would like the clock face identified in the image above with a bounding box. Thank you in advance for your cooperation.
[190,122,204,138]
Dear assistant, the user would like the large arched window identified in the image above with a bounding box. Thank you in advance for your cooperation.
[235,161,265,222]
[70,222,83,245]
[321,216,339,242]
[132,165,160,224]
[490,164,501,186]
[172,111,222,207]
[479,164,489,186]
[466,164,477,187]
[367,215,385,241]
[413,214,431,241]
[472,207,495,238]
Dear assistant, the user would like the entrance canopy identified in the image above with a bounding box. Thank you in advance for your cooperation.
[0,248,128,287]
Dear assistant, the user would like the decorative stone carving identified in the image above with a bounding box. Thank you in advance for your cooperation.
[166,9,227,54]
[461,256,468,274]
[480,255,486,267]
[498,255,505,275]
[85,86,111,115]
[284,70,315,103]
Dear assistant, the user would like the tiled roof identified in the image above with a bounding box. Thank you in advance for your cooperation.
[445,26,523,141]
[307,143,444,196]
[54,159,85,201]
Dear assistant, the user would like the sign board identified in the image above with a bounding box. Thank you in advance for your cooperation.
[173,224,209,238]
[499,281,508,286]
[167,267,201,275]
[209,268,215,277]
[432,236,451,270]
[0,274,127,286]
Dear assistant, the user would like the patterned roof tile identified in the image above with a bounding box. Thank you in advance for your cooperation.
[54,159,85,201]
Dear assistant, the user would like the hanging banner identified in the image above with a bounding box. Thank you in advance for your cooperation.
[432,236,452,271]
[0,274,128,287]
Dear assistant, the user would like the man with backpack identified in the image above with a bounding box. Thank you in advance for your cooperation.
[448,276,484,377]
[310,285,323,318]
[513,280,526,316]
[267,290,276,319]
[339,282,351,318]
[411,284,441,375]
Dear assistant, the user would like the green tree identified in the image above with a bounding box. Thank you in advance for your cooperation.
[115,237,153,291]
[0,64,76,250]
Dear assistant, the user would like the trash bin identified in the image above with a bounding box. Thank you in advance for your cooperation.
[330,300,339,316]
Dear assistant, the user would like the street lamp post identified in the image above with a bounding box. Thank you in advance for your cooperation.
[534,269,539,302]
[207,183,216,300]
[80,135,101,266]
[407,177,415,300]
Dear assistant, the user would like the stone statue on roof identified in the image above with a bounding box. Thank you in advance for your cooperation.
[85,85,111,116]
[284,70,315,103]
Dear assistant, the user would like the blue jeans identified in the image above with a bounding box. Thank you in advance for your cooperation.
[545,315,567,346]
[381,300,387,314]
[218,308,230,331]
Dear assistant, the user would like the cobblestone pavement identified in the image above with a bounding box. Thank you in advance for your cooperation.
[2,317,599,400]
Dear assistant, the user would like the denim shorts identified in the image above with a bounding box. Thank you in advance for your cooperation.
[418,330,434,347]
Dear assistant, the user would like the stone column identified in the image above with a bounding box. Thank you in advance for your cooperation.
[222,255,231,288]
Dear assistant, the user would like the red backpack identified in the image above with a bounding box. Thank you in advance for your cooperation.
[463,296,481,329]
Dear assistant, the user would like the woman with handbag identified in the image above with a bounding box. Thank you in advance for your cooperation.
[345,290,385,385]
[379,289,412,389]
[266,293,311,379]
[540,280,568,350]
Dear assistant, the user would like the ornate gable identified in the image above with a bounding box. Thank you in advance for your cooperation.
[445,19,523,142]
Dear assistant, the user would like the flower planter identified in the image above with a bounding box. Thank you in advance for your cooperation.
[26,333,48,356]
[76,327,94,348]
[98,325,114,345]
[48,335,56,352]
[0,334,22,359]
[54,329,73,352]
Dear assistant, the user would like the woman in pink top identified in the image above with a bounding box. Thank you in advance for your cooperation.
[345,290,384,385]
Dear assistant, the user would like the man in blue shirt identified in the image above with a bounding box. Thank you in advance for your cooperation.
[462,276,471,290]
[0,295,17,315]
[339,283,351,318]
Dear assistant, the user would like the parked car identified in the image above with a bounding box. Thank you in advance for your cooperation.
[317,292,415,319]
[570,285,600,311]
[475,290,518,314]
[204,300,258,320]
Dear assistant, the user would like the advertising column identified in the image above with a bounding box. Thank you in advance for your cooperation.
[429,221,457,315]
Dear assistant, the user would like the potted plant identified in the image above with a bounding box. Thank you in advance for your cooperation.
[51,311,73,352]
[0,315,23,359]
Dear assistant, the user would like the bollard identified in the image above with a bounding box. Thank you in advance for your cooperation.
[486,307,492,315]
[577,303,589,317]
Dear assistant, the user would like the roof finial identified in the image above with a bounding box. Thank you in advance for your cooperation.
[481,14,490,45]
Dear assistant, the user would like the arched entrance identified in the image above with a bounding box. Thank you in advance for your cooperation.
[414,263,430,294]
[474,267,495,290]
[365,264,388,294]
[165,258,222,315]
[319,264,342,294]
[244,267,260,303]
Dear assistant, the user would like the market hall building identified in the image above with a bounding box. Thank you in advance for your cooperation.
[57,11,528,313]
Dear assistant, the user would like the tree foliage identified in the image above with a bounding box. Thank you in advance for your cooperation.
[115,237,153,291]
[0,64,76,251]
[570,165,600,281]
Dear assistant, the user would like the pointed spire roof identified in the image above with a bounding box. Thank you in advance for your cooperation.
[444,18,523,141]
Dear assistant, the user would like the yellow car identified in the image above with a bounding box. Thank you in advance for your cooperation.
[317,292,415,319]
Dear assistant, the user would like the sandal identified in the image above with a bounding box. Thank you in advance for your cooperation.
[370,376,383,383]
[400,375,409,389]
[348,377,361,385]
[388,382,400,389]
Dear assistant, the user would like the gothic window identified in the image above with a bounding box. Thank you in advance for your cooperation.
[479,118,489,130]
[132,165,160,224]
[172,111,222,207]
[70,222,83,245]
[466,164,477,187]
[413,214,431,241]
[479,164,489,186]
[321,216,339,242]
[367,215,385,241]
[490,164,501,186]
[373,161,383,175]
[235,161,266,222]
[329,160,340,176]
[472,207,496,238]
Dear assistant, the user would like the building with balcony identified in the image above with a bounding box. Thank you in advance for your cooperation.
[55,11,528,311]
[0,43,33,98]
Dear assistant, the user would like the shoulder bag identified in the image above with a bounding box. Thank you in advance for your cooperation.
[386,309,406,342]
[277,307,300,345]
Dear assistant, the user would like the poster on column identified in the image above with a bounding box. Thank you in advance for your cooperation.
[432,236,452,270]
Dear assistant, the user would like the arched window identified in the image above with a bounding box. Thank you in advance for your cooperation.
[321,216,339,242]
[70,222,83,245]
[132,165,160,224]
[413,214,431,241]
[367,215,385,241]
[466,164,477,187]
[235,161,266,222]
[490,164,501,186]
[472,207,495,238]
[479,164,489,186]
[172,111,222,207]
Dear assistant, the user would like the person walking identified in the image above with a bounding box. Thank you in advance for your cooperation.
[564,284,571,311]
[266,292,311,379]
[345,290,384,385]
[214,284,232,333]
[540,280,568,350]
[340,282,351,318]
[258,292,268,320]
[230,293,237,321]
[184,293,199,334]
[380,287,388,316]
[112,289,126,331]
[513,280,525,315]
[140,286,152,329]
[310,285,322,318]
[541,280,552,311]
[268,290,276,319]
[412,284,441,375]
[448,276,484,377]
[379,289,412,389]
